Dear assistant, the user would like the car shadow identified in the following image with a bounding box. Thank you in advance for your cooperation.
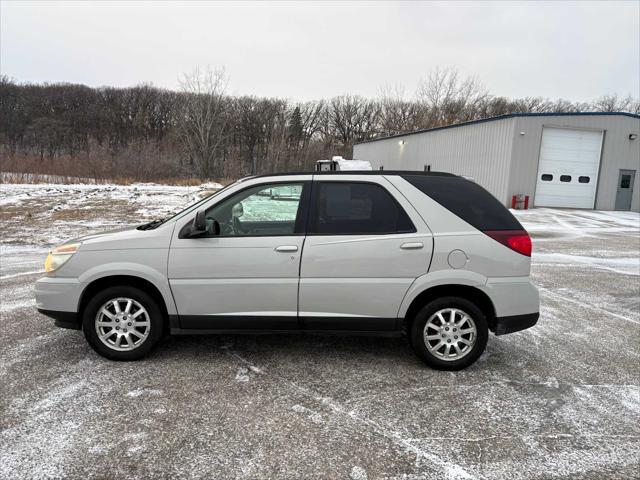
[154,332,422,366]
[54,327,513,373]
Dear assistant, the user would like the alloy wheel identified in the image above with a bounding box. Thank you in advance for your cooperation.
[94,297,151,352]
[423,308,477,361]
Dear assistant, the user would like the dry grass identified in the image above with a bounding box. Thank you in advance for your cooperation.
[1,172,94,184]
[0,172,232,186]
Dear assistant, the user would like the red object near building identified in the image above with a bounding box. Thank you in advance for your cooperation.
[511,194,530,210]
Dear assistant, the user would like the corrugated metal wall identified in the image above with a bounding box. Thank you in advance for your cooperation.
[354,114,640,211]
[509,115,640,211]
[353,118,516,204]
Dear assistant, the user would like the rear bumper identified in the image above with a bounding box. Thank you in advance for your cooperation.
[484,277,539,334]
[484,277,539,318]
[494,312,539,335]
[37,308,81,330]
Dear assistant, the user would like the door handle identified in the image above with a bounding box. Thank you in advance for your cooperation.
[400,242,424,250]
[275,245,298,252]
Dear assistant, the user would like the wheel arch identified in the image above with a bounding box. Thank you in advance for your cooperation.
[78,275,171,333]
[402,284,497,333]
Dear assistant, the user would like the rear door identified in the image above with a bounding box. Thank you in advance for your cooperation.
[298,175,432,331]
[168,177,311,330]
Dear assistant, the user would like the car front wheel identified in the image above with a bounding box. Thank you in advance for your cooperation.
[410,296,488,370]
[82,286,163,360]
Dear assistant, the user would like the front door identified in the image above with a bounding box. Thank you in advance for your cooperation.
[298,177,433,331]
[615,170,635,211]
[168,180,310,330]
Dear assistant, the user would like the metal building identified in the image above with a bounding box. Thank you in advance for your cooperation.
[353,112,640,212]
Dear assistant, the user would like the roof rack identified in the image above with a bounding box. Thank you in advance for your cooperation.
[250,170,457,179]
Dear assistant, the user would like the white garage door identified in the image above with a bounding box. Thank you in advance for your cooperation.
[534,127,603,208]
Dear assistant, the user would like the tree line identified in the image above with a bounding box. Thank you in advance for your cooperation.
[1,68,638,182]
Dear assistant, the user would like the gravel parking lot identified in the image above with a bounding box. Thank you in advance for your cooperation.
[1,184,639,479]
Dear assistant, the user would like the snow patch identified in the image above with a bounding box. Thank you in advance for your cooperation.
[0,182,216,246]
[235,367,251,382]
[0,298,36,313]
[534,252,640,276]
[235,365,263,382]
[126,388,163,398]
[199,182,224,190]
[291,404,324,424]
[0,270,44,280]
[514,208,640,243]
[350,465,368,480]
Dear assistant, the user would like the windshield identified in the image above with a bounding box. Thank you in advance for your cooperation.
[162,181,240,224]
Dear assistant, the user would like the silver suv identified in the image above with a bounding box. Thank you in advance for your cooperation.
[36,172,539,370]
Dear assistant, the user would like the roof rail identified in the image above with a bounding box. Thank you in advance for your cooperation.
[249,170,457,179]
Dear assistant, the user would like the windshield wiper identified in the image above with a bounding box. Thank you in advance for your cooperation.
[137,218,165,230]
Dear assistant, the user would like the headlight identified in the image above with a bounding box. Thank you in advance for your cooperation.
[44,243,81,273]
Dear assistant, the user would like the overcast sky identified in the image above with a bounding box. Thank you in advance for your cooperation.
[1,1,638,102]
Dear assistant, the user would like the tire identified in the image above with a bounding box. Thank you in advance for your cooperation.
[82,286,164,361]
[410,296,488,371]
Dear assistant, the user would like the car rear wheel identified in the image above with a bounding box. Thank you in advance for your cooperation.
[82,286,163,360]
[410,296,488,370]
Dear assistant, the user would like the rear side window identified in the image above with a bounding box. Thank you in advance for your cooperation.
[309,182,415,235]
[402,175,523,231]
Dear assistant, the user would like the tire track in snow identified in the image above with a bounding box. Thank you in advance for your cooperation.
[539,286,640,325]
[0,270,43,280]
[224,348,478,480]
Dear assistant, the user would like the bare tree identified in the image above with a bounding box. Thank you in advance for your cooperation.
[378,84,420,136]
[3,71,638,183]
[178,66,229,178]
[416,67,490,127]
[328,95,379,156]
[300,101,325,166]
[591,94,639,113]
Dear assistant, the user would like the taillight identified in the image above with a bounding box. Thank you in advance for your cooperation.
[484,230,532,257]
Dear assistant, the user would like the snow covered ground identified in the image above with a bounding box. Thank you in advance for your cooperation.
[0,182,220,246]
[1,183,639,479]
[518,208,640,277]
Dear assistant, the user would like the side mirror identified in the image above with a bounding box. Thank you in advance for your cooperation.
[179,209,221,239]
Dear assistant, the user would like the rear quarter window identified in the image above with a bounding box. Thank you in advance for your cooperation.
[401,175,523,231]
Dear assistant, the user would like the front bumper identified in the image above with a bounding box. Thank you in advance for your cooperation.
[35,276,83,329]
[493,312,539,335]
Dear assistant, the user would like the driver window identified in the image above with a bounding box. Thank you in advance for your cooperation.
[205,183,304,237]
